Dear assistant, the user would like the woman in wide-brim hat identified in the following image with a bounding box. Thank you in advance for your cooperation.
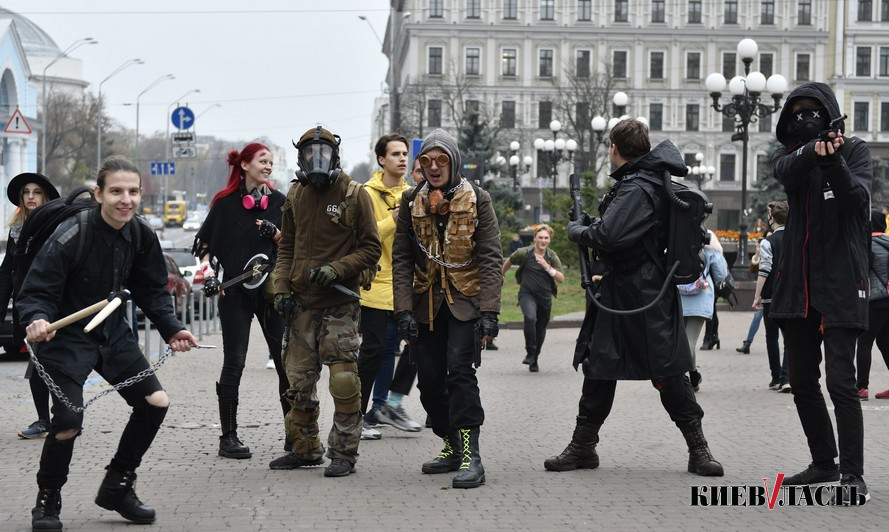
[0,172,59,440]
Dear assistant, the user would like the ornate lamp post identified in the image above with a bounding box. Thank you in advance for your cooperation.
[688,152,715,190]
[705,38,787,278]
[534,120,577,201]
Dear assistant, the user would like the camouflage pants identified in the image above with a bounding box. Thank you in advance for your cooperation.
[282,300,362,462]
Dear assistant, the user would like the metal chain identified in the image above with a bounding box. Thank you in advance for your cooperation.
[415,238,474,269]
[25,340,173,413]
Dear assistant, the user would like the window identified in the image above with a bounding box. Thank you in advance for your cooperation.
[722,52,737,78]
[613,102,626,116]
[652,0,666,22]
[466,99,480,113]
[720,153,736,181]
[796,53,810,81]
[430,0,444,17]
[758,113,772,133]
[650,51,665,79]
[429,47,443,75]
[539,49,554,77]
[760,53,774,77]
[686,104,700,131]
[854,102,869,131]
[756,154,771,183]
[576,50,591,78]
[687,52,701,79]
[649,103,663,131]
[798,0,811,25]
[880,47,889,76]
[578,0,592,21]
[615,0,629,22]
[428,99,442,127]
[881,102,889,132]
[467,0,481,18]
[465,48,481,75]
[575,102,590,128]
[541,0,555,20]
[502,48,517,77]
[725,0,738,23]
[538,101,553,129]
[503,0,518,19]
[613,50,628,78]
[536,150,549,177]
[883,0,889,20]
[501,101,516,129]
[689,0,702,23]
[859,0,873,20]
[723,114,736,132]
[761,0,775,24]
[857,47,872,77]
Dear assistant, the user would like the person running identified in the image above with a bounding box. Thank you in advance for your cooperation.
[193,143,289,459]
[0,173,60,439]
[501,224,564,372]
[19,156,197,530]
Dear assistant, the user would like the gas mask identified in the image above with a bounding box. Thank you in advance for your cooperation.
[294,126,341,188]
[787,108,828,144]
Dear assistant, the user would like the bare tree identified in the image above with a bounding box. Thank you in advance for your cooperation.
[43,92,103,189]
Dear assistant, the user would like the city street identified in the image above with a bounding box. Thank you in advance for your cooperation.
[2,309,888,530]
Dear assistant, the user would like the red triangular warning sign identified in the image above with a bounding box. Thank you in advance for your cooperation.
[4,107,32,134]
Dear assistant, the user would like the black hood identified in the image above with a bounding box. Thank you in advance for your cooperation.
[611,140,689,180]
[775,82,843,148]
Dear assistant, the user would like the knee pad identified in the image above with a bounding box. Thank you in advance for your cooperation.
[328,362,360,413]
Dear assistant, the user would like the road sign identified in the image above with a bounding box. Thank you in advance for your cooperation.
[411,138,423,161]
[150,162,176,175]
[4,108,32,134]
[171,106,195,130]
[172,131,195,144]
[173,146,197,158]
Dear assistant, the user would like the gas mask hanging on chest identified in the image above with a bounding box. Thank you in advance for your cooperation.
[293,126,342,189]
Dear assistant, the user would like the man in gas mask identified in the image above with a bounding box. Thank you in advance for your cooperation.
[268,126,381,478]
[391,129,502,489]
[771,82,872,503]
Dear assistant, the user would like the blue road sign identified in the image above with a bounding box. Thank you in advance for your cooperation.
[411,138,423,162]
[150,162,176,176]
[171,106,195,130]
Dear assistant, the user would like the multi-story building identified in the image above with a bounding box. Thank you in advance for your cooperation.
[381,0,837,227]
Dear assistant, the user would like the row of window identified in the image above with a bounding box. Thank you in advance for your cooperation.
[858,0,889,21]
[427,0,819,25]
[425,99,889,136]
[855,46,889,77]
[428,46,815,82]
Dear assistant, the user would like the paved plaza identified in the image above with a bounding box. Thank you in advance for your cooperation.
[2,309,888,530]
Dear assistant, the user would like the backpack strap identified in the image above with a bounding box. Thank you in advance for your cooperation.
[72,210,91,272]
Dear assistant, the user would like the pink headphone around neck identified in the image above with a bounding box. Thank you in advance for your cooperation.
[242,188,269,210]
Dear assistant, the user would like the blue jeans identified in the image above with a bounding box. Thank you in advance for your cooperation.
[745,309,763,343]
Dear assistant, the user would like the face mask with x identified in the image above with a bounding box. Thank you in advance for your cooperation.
[788,107,828,143]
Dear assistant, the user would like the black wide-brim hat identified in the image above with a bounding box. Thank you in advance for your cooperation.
[7,172,60,206]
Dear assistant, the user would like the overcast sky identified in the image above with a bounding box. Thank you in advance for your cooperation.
[3,0,391,171]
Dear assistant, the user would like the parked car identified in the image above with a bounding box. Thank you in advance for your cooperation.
[166,248,212,315]
[143,214,164,231]
[182,214,204,231]
[135,252,191,320]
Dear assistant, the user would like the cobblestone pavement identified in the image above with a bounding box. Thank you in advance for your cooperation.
[2,310,888,530]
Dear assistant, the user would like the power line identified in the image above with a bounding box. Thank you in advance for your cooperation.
[9,8,388,15]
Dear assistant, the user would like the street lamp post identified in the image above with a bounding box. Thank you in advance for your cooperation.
[134,74,175,169]
[196,103,222,120]
[508,140,521,190]
[534,120,577,204]
[41,37,97,173]
[706,38,788,278]
[97,58,143,166]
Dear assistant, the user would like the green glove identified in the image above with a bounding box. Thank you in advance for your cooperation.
[309,265,339,287]
[273,293,289,315]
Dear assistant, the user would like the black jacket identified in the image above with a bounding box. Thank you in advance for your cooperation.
[770,82,872,329]
[17,207,184,383]
[574,140,693,379]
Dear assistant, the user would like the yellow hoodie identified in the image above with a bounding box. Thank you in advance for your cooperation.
[360,170,411,310]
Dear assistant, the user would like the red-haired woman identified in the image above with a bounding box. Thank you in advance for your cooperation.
[193,143,288,459]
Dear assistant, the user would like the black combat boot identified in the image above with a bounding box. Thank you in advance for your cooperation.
[217,382,251,459]
[544,417,601,471]
[736,340,751,354]
[452,428,485,489]
[679,420,724,476]
[421,433,461,474]
[31,487,62,531]
[94,467,156,523]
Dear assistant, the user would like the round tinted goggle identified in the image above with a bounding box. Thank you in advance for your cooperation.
[419,153,450,168]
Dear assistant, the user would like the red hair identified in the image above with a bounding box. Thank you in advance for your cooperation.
[210,142,274,206]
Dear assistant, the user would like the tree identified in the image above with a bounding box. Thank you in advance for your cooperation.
[42,91,103,190]
[349,161,373,183]
[459,104,500,177]
[749,139,786,227]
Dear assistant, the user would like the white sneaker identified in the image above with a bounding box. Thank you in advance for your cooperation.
[360,423,381,440]
[266,359,275,370]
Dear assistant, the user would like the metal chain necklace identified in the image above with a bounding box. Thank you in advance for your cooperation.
[416,179,474,269]
[25,340,173,413]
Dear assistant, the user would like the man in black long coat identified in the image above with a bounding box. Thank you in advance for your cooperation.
[546,118,723,477]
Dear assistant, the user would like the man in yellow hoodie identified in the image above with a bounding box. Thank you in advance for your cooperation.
[358,134,422,439]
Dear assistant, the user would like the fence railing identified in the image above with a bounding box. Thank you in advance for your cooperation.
[126,291,221,359]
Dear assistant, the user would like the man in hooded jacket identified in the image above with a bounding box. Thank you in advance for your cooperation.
[550,118,723,477]
[770,82,872,502]
[392,128,502,489]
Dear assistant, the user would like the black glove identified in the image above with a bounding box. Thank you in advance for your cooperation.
[477,311,499,339]
[202,276,221,297]
[308,265,339,287]
[395,310,418,342]
[258,220,278,239]
[569,209,592,224]
[273,293,289,315]
[567,219,588,244]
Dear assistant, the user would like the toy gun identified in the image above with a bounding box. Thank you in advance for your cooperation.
[817,114,847,142]
[569,174,597,302]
